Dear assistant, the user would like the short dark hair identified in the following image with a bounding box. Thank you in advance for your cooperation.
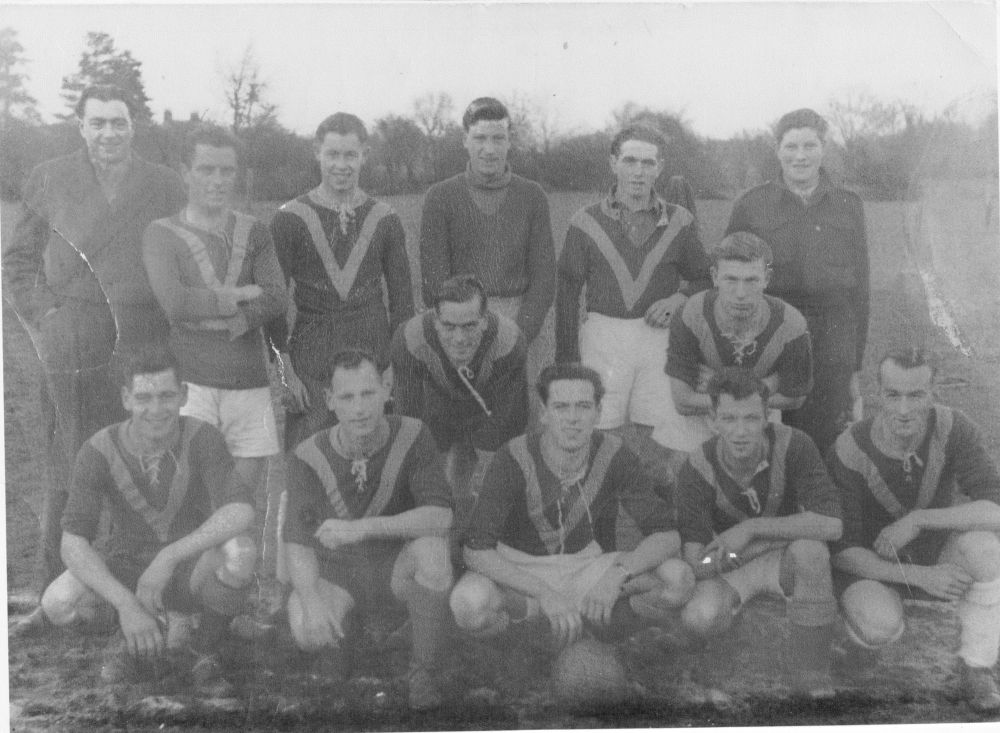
[315,112,368,144]
[707,367,770,411]
[433,274,487,314]
[711,231,773,268]
[462,97,510,131]
[774,108,829,146]
[75,84,136,120]
[536,363,605,406]
[610,124,667,159]
[327,348,381,386]
[878,347,937,384]
[183,123,243,167]
[116,344,181,389]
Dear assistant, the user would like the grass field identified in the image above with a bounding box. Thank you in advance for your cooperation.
[4,184,1000,728]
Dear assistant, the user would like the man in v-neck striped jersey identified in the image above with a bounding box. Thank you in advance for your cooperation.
[278,349,454,710]
[142,124,288,506]
[269,113,415,450]
[556,124,712,476]
[34,346,257,696]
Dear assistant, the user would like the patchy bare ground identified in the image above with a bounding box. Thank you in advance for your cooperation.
[7,191,1000,729]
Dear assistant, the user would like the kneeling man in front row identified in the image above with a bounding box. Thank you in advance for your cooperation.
[829,348,1000,713]
[280,349,454,710]
[450,362,695,647]
[37,345,257,696]
[675,367,842,699]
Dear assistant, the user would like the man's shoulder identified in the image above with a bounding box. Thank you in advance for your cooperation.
[508,174,547,197]
[764,294,808,332]
[567,201,605,229]
[132,153,183,186]
[424,173,467,199]
[487,311,525,359]
[397,310,434,351]
[31,148,86,174]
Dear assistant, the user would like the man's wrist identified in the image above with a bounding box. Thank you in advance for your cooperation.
[906,510,925,531]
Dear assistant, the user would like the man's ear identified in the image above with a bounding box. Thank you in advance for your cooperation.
[178,381,188,409]
[120,386,131,411]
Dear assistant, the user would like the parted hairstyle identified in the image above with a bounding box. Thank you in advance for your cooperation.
[75,84,137,120]
[878,347,937,383]
[315,112,368,144]
[327,348,382,385]
[610,124,667,159]
[536,363,606,407]
[710,231,774,268]
[183,123,244,166]
[116,343,182,389]
[433,274,487,315]
[707,367,770,411]
[774,108,829,146]
[462,97,510,131]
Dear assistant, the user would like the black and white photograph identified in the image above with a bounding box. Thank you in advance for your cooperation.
[2,1,998,729]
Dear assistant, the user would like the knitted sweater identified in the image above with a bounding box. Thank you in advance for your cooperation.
[419,172,555,341]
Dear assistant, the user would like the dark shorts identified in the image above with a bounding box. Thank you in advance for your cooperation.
[104,553,203,614]
[318,541,404,612]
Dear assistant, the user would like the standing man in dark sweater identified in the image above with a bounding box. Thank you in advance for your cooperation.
[142,124,287,559]
[4,84,186,627]
[269,113,415,449]
[419,97,554,376]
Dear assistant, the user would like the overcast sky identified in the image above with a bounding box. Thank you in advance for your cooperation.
[4,2,997,140]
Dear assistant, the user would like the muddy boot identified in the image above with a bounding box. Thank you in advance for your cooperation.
[961,661,1000,714]
[832,641,879,680]
[407,664,443,711]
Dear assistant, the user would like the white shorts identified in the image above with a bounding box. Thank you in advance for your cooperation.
[495,540,620,610]
[181,384,280,457]
[720,547,789,606]
[580,313,687,445]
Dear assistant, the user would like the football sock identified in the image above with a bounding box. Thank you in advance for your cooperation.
[958,576,1000,668]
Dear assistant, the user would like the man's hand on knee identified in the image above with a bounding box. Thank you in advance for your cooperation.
[298,594,345,650]
[538,590,582,647]
[136,554,176,617]
[118,599,165,658]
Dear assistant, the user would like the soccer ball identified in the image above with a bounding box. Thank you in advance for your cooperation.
[551,638,629,706]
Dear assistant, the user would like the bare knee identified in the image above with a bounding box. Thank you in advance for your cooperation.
[681,580,737,637]
[787,539,831,577]
[841,580,905,647]
[949,531,1000,581]
[220,535,257,584]
[654,558,696,607]
[40,571,94,626]
[450,572,501,632]
[409,536,453,591]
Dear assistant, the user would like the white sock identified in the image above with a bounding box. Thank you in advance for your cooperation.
[958,576,1000,668]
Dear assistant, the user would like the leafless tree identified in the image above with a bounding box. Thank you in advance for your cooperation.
[413,92,453,139]
[222,45,277,134]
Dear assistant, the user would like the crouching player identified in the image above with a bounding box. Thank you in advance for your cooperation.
[675,368,842,699]
[37,345,256,695]
[280,349,454,710]
[450,363,695,647]
[829,349,1000,713]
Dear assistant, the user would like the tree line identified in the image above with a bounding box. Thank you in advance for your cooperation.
[1,28,996,203]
